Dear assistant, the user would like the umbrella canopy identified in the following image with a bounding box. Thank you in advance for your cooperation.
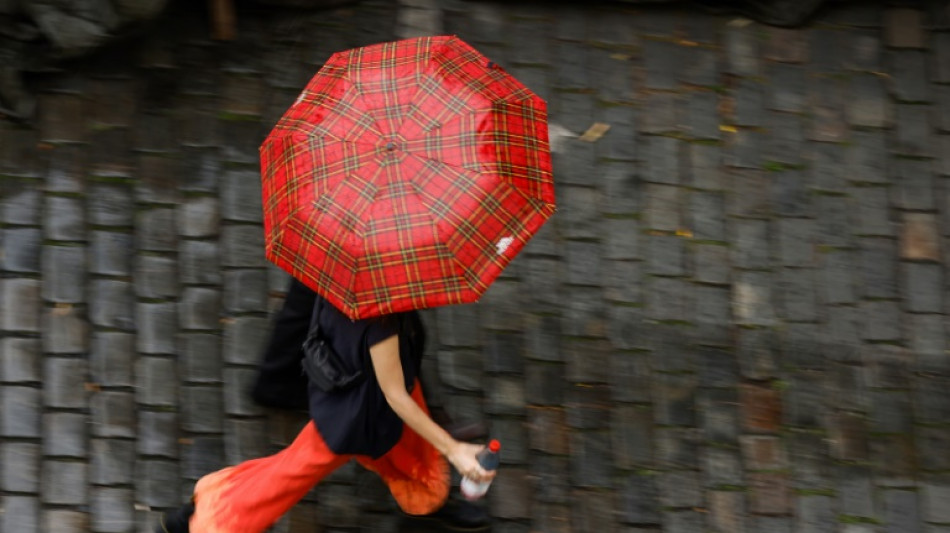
[260,35,555,320]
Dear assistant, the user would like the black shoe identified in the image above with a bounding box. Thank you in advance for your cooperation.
[155,502,194,533]
[402,499,491,531]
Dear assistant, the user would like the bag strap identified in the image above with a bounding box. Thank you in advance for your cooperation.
[307,294,324,340]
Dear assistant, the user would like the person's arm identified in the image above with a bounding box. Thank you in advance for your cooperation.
[370,334,495,483]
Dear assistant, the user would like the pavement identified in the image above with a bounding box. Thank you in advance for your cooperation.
[1,0,950,531]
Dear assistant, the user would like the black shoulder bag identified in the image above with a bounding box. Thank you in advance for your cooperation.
[301,298,366,393]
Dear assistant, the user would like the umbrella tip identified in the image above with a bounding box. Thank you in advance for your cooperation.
[386,142,396,151]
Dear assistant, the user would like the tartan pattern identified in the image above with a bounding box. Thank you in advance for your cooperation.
[260,35,555,319]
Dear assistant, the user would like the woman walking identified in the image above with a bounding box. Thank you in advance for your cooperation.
[156,292,493,532]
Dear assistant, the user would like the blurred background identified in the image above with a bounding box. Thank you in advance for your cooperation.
[2,0,949,531]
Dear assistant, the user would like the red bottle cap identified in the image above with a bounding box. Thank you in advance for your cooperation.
[488,439,501,453]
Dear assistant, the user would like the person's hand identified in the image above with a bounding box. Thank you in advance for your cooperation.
[446,442,496,483]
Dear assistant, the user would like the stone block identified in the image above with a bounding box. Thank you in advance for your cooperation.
[658,470,702,508]
[778,269,817,322]
[733,79,765,128]
[2,228,41,273]
[554,139,597,187]
[136,207,177,252]
[560,286,604,338]
[553,42,589,91]
[644,183,682,232]
[917,428,950,471]
[135,153,184,204]
[688,144,723,192]
[180,287,221,330]
[90,391,136,438]
[692,243,730,285]
[90,332,134,387]
[901,213,940,261]
[221,225,266,268]
[642,136,681,184]
[903,263,943,313]
[646,276,691,322]
[89,230,133,276]
[1,182,41,225]
[814,198,851,247]
[870,435,917,484]
[739,382,781,433]
[0,338,41,383]
[859,237,898,299]
[525,361,565,406]
[0,497,39,533]
[683,91,718,141]
[602,163,640,216]
[860,300,901,342]
[179,240,221,285]
[135,254,179,299]
[916,377,950,424]
[638,92,691,137]
[42,460,87,505]
[45,196,85,241]
[135,458,181,508]
[882,489,921,533]
[42,358,87,408]
[136,302,177,354]
[484,330,525,374]
[888,50,930,105]
[885,8,925,48]
[690,190,726,241]
[42,412,87,458]
[819,250,856,305]
[866,344,912,389]
[90,439,135,485]
[222,316,269,366]
[489,466,531,520]
[181,385,224,433]
[727,169,770,217]
[645,234,685,276]
[748,472,791,515]
[846,74,890,128]
[609,404,652,469]
[768,64,806,113]
[91,487,135,533]
[736,327,779,379]
[851,186,895,237]
[564,337,610,384]
[604,219,639,261]
[179,147,220,192]
[38,94,85,143]
[1,442,39,492]
[136,357,178,407]
[138,410,179,458]
[571,489,619,532]
[773,170,811,218]
[732,272,776,327]
[181,435,226,480]
[564,240,602,285]
[42,305,87,354]
[704,445,744,487]
[725,25,760,76]
[530,456,570,507]
[681,44,718,86]
[777,218,815,267]
[221,169,264,223]
[178,196,219,237]
[653,373,697,427]
[895,104,933,158]
[708,490,747,533]
[89,280,134,330]
[621,473,661,525]
[223,268,269,314]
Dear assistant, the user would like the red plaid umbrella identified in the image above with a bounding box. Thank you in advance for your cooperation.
[260,35,555,320]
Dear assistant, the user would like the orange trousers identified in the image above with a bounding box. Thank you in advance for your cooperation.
[189,383,449,533]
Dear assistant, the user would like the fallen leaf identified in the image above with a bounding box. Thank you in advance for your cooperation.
[719,124,738,133]
[578,122,611,142]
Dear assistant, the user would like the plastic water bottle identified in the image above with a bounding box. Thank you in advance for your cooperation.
[460,439,501,500]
